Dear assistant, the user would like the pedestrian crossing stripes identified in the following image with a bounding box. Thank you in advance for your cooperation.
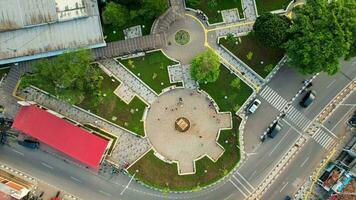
[229,171,255,198]
[259,86,288,111]
[312,128,336,151]
[286,106,311,131]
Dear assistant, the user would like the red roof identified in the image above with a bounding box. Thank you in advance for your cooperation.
[12,105,108,169]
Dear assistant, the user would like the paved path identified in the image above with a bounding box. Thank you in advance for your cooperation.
[97,59,158,105]
[242,0,258,20]
[93,34,165,60]
[168,64,197,90]
[22,87,151,168]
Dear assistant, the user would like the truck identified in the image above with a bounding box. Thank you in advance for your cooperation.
[18,139,39,149]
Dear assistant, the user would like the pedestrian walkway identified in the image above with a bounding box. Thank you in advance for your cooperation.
[181,64,198,89]
[259,86,288,111]
[98,59,158,105]
[23,87,151,168]
[93,34,165,60]
[216,24,253,37]
[285,106,311,131]
[311,128,337,151]
[217,46,264,90]
[242,0,258,20]
[229,171,255,198]
[168,64,197,90]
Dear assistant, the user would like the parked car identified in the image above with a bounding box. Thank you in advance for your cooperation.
[300,90,316,108]
[267,121,281,138]
[18,139,39,149]
[284,196,292,200]
[247,99,261,114]
[348,112,356,128]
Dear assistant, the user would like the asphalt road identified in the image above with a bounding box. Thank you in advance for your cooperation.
[0,58,354,200]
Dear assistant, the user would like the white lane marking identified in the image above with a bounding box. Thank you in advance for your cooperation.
[269,129,291,157]
[232,175,252,194]
[41,162,54,169]
[70,176,82,183]
[120,174,135,195]
[300,156,310,167]
[99,190,112,197]
[281,119,304,136]
[229,179,247,197]
[326,79,336,88]
[280,182,289,192]
[11,149,24,156]
[331,108,354,131]
[236,172,255,191]
[223,193,234,200]
[248,170,257,181]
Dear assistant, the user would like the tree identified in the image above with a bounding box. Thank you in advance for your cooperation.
[226,33,239,44]
[102,2,129,28]
[284,0,355,75]
[253,13,291,48]
[23,50,102,104]
[191,49,220,83]
[141,0,168,19]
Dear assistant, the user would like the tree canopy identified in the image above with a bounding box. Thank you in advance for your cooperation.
[284,0,356,75]
[102,2,129,28]
[22,50,102,104]
[253,13,291,48]
[191,49,220,83]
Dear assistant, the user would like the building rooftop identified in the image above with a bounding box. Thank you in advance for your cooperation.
[12,105,109,169]
[0,0,105,65]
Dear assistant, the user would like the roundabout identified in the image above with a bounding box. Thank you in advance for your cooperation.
[145,89,232,175]
[174,30,190,45]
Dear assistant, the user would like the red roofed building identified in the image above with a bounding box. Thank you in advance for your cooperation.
[12,105,109,170]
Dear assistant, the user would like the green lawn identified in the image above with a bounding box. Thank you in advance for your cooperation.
[0,67,10,80]
[220,34,285,78]
[186,0,244,24]
[129,117,241,191]
[128,66,252,191]
[255,0,292,14]
[20,69,147,136]
[77,71,147,136]
[119,51,179,94]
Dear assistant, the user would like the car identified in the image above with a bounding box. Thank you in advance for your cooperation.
[267,121,281,138]
[284,196,292,200]
[300,90,316,108]
[247,99,261,114]
[348,112,356,128]
[18,139,39,149]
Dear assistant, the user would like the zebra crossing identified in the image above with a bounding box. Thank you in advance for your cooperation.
[312,128,337,151]
[259,86,288,111]
[229,171,255,198]
[286,106,311,131]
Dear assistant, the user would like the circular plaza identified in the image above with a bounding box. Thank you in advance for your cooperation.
[145,88,232,175]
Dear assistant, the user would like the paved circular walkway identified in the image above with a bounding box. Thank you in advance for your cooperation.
[145,88,232,175]
[162,15,207,64]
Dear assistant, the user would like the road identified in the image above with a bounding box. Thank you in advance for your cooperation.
[0,60,354,200]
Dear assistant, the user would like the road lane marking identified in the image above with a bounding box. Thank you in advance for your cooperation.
[70,176,82,183]
[269,129,291,157]
[248,170,257,181]
[300,156,310,167]
[326,79,336,88]
[236,172,255,191]
[120,174,135,195]
[331,108,354,131]
[229,179,247,197]
[99,190,112,197]
[41,162,53,169]
[223,194,234,200]
[280,182,289,192]
[11,149,24,156]
[281,119,304,137]
[232,175,252,194]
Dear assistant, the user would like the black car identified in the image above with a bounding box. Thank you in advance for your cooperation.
[348,112,356,128]
[300,90,316,108]
[18,139,39,149]
[267,121,281,138]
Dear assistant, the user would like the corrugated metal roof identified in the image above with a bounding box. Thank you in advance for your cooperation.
[0,0,57,31]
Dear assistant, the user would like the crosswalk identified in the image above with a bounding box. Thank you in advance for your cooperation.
[312,128,337,151]
[286,106,311,131]
[259,86,288,111]
[229,171,255,198]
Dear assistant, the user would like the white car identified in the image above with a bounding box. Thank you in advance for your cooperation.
[247,99,261,114]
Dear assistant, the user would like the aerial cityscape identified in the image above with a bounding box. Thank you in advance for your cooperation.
[0,0,355,200]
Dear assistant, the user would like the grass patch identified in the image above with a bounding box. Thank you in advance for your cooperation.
[186,0,243,24]
[220,34,285,78]
[82,124,118,155]
[255,0,292,14]
[20,68,147,136]
[129,118,241,191]
[128,66,252,191]
[175,30,190,45]
[119,51,179,94]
